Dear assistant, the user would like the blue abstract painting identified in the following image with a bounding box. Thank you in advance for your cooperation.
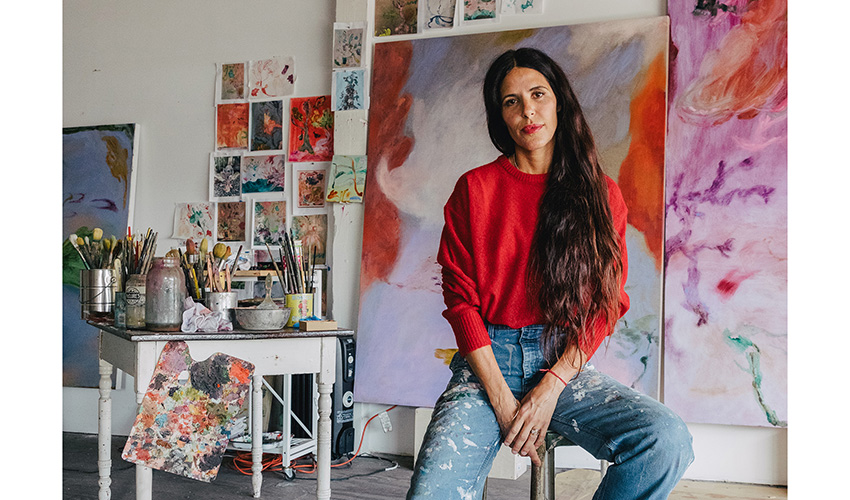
[63,124,137,387]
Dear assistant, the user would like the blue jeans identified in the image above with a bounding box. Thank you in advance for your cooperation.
[407,324,694,500]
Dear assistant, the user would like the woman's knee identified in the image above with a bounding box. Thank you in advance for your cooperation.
[643,409,694,470]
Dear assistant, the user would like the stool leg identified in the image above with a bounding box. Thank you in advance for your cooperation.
[530,443,547,500]
[546,443,557,499]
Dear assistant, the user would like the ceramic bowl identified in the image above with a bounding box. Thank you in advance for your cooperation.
[233,306,291,331]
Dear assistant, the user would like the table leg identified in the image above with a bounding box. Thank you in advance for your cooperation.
[316,381,333,500]
[252,373,264,498]
[134,390,153,500]
[98,359,112,500]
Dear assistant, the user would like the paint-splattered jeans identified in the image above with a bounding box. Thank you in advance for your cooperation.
[407,323,694,500]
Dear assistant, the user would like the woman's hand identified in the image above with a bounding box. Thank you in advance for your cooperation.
[491,394,521,438]
[502,377,561,466]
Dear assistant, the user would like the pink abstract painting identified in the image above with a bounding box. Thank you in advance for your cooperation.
[663,0,787,427]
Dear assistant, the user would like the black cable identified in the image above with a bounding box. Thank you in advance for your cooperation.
[289,454,400,482]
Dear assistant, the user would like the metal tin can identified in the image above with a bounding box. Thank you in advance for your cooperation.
[125,274,147,329]
[145,257,186,331]
[206,291,238,323]
[80,268,116,323]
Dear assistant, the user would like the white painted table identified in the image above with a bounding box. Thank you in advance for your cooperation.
[94,323,351,500]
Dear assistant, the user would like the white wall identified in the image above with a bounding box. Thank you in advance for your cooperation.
[63,0,786,486]
[62,0,337,438]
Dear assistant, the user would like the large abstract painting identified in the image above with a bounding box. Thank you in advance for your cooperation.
[663,0,787,427]
[358,18,670,407]
[62,124,137,387]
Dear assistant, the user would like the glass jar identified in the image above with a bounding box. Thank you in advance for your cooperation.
[125,274,147,329]
[145,257,186,331]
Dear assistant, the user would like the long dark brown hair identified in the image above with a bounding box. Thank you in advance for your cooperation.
[483,47,623,367]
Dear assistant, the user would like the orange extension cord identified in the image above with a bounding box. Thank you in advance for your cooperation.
[231,405,398,476]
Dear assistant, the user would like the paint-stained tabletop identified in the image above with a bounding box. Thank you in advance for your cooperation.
[90,322,353,342]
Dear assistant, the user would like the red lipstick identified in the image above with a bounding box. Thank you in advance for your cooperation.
[522,124,542,134]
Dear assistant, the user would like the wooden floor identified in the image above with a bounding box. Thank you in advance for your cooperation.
[62,433,786,499]
[552,469,787,500]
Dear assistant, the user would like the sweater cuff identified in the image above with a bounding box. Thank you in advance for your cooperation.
[446,310,491,357]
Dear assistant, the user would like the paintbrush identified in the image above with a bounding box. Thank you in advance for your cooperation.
[230,244,243,275]
[69,234,91,269]
[140,231,157,274]
[113,258,123,291]
[282,233,301,293]
[206,254,217,293]
[265,242,286,289]
[308,246,317,293]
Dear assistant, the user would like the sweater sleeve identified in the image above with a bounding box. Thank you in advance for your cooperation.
[437,176,491,356]
[582,178,631,359]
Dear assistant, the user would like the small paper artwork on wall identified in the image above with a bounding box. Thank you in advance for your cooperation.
[424,0,457,29]
[501,0,542,15]
[291,214,328,265]
[252,200,287,247]
[294,164,327,210]
[241,154,285,194]
[375,0,418,36]
[248,56,295,99]
[333,22,365,68]
[218,62,246,101]
[63,123,138,388]
[288,96,334,163]
[172,202,215,240]
[332,69,367,112]
[209,154,242,201]
[327,155,366,204]
[250,100,284,151]
[216,103,249,150]
[463,0,497,22]
[217,202,246,242]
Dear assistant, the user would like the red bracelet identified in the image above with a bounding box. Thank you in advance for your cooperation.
[540,369,569,387]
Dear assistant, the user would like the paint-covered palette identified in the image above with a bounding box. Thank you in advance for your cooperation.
[122,341,254,482]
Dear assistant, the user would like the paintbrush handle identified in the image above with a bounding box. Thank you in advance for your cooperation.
[231,244,243,275]
[265,243,286,289]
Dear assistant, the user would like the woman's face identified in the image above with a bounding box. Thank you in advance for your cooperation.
[499,66,558,158]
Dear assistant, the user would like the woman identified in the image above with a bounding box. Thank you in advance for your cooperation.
[407,48,693,499]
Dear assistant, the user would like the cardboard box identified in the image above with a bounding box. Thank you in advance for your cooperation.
[299,320,338,331]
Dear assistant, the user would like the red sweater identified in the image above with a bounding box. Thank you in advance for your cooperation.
[437,155,630,360]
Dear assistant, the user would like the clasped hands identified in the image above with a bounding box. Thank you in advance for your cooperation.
[495,382,560,466]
